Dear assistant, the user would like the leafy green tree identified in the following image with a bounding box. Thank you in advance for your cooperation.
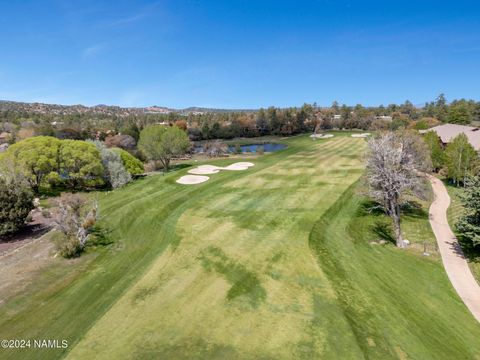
[0,177,34,236]
[138,125,190,170]
[267,107,280,134]
[414,119,429,130]
[4,136,60,192]
[423,131,445,171]
[389,117,410,130]
[112,148,144,175]
[210,122,221,138]
[59,140,104,188]
[201,122,210,140]
[255,109,269,135]
[456,176,480,248]
[447,101,473,124]
[445,134,478,185]
[435,93,448,122]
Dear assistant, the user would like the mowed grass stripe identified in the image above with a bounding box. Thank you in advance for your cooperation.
[65,135,368,359]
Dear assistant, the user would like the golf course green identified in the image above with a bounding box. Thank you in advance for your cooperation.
[1,133,480,359]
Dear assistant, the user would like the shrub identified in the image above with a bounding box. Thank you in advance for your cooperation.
[90,141,131,189]
[111,148,144,175]
[52,193,97,257]
[0,177,34,236]
[54,234,83,258]
[87,224,113,247]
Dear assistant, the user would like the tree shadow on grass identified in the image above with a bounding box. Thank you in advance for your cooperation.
[401,201,428,219]
[357,200,386,217]
[457,236,480,264]
[371,220,396,244]
[168,163,192,171]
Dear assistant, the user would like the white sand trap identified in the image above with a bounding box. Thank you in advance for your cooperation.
[188,165,222,175]
[176,175,210,185]
[351,133,371,138]
[233,162,255,167]
[222,162,255,171]
[188,162,255,173]
[310,134,334,139]
[180,162,254,184]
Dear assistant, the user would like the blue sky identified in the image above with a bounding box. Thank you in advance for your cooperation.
[0,0,479,108]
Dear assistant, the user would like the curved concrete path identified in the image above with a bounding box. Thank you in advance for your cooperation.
[427,175,480,322]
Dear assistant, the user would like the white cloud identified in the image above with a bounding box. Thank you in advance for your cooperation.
[102,13,147,27]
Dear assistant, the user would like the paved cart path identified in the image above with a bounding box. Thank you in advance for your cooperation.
[428,175,480,322]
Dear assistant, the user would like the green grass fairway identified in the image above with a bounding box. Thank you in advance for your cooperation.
[1,134,480,359]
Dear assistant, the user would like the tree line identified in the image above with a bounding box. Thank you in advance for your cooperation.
[1,95,479,145]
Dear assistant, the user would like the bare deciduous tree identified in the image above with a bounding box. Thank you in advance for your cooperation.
[53,193,98,249]
[204,140,228,157]
[366,131,431,247]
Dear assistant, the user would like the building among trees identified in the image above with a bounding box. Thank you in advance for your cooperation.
[421,124,480,150]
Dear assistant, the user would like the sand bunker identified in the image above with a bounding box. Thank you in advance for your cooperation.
[188,165,221,175]
[351,133,371,138]
[187,162,255,174]
[222,162,255,171]
[179,162,255,185]
[310,134,334,139]
[176,175,210,185]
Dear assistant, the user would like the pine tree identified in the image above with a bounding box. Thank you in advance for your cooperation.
[456,176,480,248]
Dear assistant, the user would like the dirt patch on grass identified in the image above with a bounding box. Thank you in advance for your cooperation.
[0,208,53,256]
[0,232,55,304]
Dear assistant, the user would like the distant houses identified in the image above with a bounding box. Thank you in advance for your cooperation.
[332,114,393,122]
[421,123,480,150]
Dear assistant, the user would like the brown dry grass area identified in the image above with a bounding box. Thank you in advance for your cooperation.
[0,234,55,305]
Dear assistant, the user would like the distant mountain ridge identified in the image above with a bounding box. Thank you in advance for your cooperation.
[0,100,256,116]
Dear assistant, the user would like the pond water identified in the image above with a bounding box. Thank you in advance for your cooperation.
[228,143,287,153]
[193,142,287,154]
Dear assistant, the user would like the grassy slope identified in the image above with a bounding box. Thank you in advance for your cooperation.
[445,183,480,283]
[310,186,480,359]
[1,134,479,359]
